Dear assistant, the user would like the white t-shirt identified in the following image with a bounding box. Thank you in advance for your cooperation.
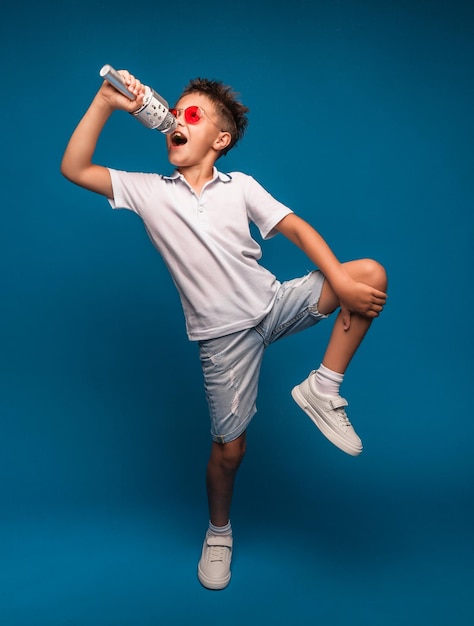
[108,167,293,341]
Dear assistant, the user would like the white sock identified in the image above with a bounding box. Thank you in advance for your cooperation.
[208,521,232,536]
[312,364,344,397]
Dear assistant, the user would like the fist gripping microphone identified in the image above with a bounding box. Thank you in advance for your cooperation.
[99,64,177,135]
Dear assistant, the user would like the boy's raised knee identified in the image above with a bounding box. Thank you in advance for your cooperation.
[361,258,387,291]
[372,259,387,291]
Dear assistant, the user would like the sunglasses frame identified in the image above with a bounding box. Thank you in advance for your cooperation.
[170,105,223,130]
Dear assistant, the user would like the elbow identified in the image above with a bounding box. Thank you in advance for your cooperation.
[60,156,81,185]
[60,156,72,182]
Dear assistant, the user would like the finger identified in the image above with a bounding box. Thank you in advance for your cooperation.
[126,76,138,94]
[131,79,142,94]
[364,310,378,319]
[118,70,133,86]
[373,288,388,300]
[120,71,143,97]
[341,307,351,331]
[131,91,145,113]
[371,297,387,308]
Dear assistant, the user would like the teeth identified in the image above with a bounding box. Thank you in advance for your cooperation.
[172,132,187,146]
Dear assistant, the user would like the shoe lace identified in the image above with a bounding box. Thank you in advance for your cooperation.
[208,545,229,563]
[334,406,352,428]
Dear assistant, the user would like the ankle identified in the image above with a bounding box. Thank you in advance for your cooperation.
[312,364,344,397]
[208,520,232,536]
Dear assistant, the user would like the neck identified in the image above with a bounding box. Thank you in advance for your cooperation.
[178,164,215,195]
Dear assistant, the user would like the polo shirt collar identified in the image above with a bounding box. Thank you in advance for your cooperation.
[162,167,232,183]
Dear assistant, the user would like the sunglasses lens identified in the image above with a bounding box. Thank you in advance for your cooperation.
[184,106,202,124]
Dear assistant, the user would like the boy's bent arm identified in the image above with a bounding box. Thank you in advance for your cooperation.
[275,213,387,317]
[61,71,145,198]
[61,96,114,197]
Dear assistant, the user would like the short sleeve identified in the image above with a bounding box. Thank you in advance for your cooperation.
[239,174,293,239]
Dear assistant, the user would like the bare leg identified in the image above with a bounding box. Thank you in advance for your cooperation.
[206,432,247,527]
[317,259,388,373]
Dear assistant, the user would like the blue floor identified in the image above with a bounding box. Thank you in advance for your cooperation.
[2,463,473,625]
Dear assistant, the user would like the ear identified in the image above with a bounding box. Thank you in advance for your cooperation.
[213,131,232,152]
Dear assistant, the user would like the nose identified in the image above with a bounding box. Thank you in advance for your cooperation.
[173,109,186,124]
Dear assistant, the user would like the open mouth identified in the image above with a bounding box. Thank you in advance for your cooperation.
[171,132,188,146]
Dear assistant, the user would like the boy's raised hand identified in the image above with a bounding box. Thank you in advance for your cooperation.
[61,69,148,197]
[99,70,146,113]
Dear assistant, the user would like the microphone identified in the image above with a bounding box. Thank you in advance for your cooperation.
[99,64,177,135]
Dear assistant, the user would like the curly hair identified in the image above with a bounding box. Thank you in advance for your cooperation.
[180,78,249,157]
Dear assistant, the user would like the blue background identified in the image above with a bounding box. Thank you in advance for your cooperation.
[1,0,473,624]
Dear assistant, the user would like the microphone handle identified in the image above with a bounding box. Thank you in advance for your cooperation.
[99,64,135,100]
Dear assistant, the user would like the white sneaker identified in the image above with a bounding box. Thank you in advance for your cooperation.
[291,372,363,456]
[197,532,233,590]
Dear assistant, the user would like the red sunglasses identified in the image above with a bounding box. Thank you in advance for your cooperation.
[170,105,222,129]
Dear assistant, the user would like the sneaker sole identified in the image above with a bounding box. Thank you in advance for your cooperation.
[291,385,362,456]
[198,566,231,590]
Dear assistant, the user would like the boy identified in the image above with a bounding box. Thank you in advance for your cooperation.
[61,70,387,590]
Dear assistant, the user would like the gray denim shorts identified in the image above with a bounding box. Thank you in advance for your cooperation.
[198,271,329,443]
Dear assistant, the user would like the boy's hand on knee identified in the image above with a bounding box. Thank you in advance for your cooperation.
[337,279,386,324]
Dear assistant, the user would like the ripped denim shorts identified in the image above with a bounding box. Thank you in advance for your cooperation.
[198,270,329,443]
